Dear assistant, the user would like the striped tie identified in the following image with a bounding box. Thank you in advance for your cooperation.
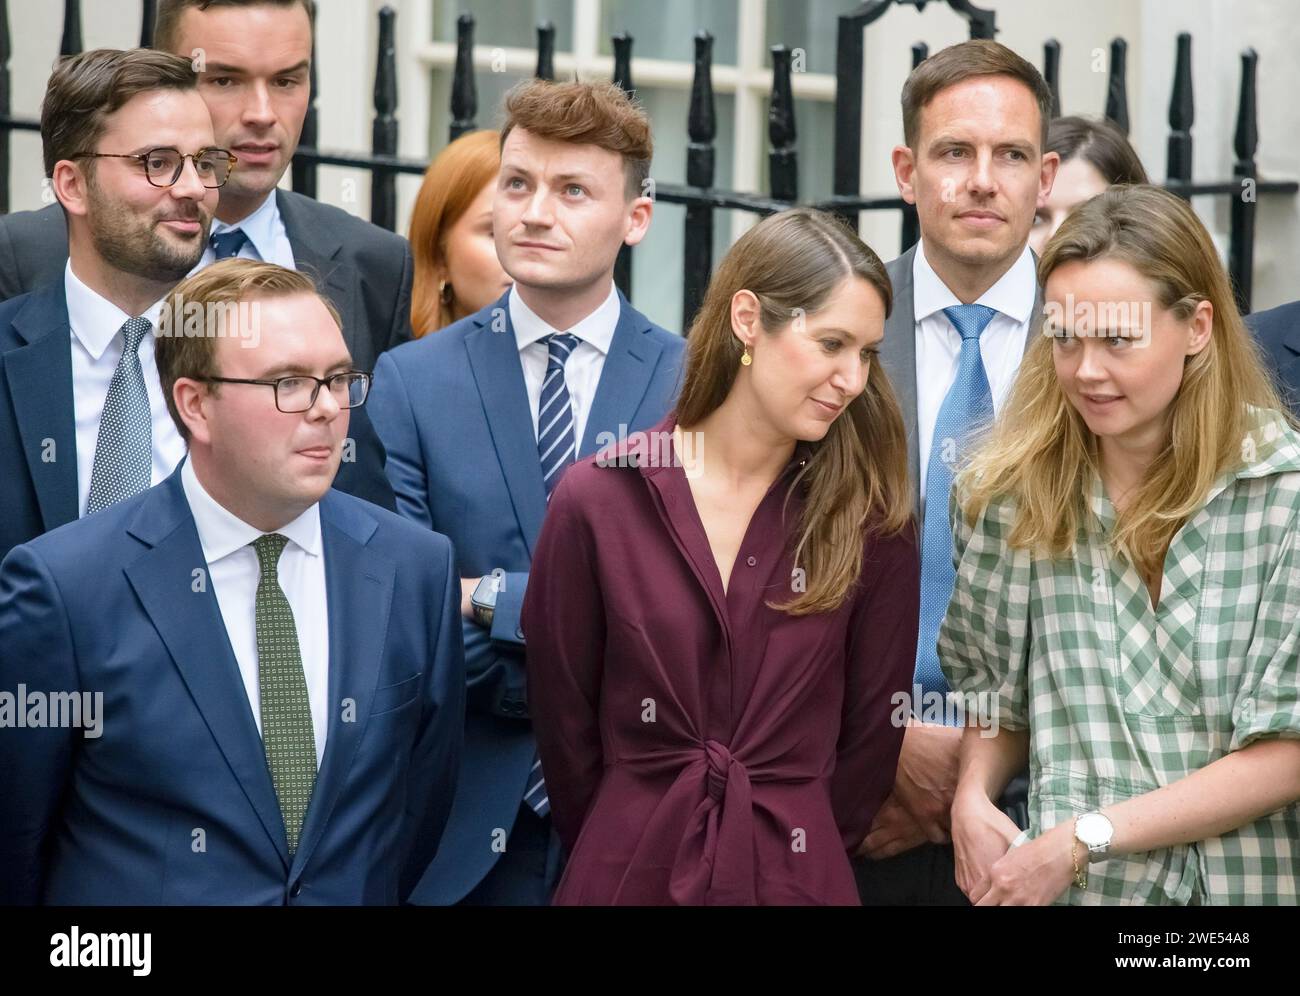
[523,753,549,818]
[536,333,579,500]
[524,332,578,819]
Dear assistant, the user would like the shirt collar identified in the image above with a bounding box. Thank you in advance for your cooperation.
[181,456,322,564]
[509,282,620,355]
[210,189,280,263]
[912,239,1037,327]
[64,259,165,361]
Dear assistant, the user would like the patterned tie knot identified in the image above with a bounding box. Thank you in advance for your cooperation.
[943,303,998,342]
[543,332,579,366]
[252,533,290,579]
[119,316,153,354]
[210,227,250,260]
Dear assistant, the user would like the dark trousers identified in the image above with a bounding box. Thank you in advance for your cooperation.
[459,804,564,906]
[853,768,1030,906]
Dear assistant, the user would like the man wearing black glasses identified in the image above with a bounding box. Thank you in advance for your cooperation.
[0,1,413,373]
[0,48,389,565]
[0,258,464,905]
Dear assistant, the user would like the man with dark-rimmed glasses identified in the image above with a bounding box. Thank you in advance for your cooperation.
[0,258,464,904]
[0,47,390,564]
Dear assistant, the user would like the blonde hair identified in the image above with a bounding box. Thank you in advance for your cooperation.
[408,130,500,336]
[676,207,912,615]
[957,184,1293,580]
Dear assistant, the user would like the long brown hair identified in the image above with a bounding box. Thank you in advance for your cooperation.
[676,207,912,615]
[408,129,500,336]
[958,184,1293,580]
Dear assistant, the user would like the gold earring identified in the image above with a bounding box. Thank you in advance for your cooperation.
[740,346,752,367]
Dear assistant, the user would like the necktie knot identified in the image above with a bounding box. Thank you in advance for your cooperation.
[119,316,152,353]
[943,304,998,342]
[252,533,290,578]
[210,227,250,260]
[543,332,579,366]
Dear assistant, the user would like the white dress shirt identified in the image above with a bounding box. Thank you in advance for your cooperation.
[913,240,1038,509]
[510,282,620,450]
[195,189,296,270]
[181,457,330,768]
[65,261,188,517]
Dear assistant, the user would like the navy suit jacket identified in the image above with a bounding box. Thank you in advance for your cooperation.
[1248,300,1300,417]
[0,280,395,563]
[0,190,414,370]
[0,468,465,905]
[368,289,685,904]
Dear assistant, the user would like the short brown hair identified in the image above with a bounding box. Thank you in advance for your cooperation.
[153,0,315,54]
[901,39,1053,152]
[500,79,653,199]
[156,259,343,440]
[41,48,198,178]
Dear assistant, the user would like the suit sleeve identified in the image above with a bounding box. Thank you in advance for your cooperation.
[0,544,80,905]
[831,521,920,852]
[367,350,433,529]
[398,533,466,902]
[488,571,529,647]
[518,472,607,854]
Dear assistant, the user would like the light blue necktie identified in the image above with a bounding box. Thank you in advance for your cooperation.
[915,304,998,708]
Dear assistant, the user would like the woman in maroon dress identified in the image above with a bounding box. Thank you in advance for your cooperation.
[520,207,919,904]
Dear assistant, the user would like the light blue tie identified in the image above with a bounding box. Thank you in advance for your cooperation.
[915,304,998,708]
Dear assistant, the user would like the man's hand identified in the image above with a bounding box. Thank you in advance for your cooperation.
[461,577,481,621]
[893,721,961,843]
[858,790,933,859]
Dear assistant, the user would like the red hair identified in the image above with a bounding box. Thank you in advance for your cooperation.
[408,129,500,336]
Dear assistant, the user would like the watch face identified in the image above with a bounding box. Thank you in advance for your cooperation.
[1077,813,1112,847]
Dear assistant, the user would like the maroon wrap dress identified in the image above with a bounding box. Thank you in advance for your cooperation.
[520,417,919,905]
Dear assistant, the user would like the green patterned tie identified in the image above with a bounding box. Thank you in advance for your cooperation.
[252,533,318,856]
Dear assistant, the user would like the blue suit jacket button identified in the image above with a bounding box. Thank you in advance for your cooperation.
[290,882,302,899]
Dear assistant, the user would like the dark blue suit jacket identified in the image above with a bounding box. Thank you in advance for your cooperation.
[368,289,684,904]
[0,468,465,905]
[0,280,395,563]
[1248,300,1300,417]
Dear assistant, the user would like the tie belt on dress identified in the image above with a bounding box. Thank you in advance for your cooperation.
[618,738,818,905]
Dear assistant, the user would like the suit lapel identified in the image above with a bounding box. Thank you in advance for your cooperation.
[578,294,666,457]
[277,190,362,361]
[464,296,548,556]
[290,492,393,878]
[6,283,79,529]
[123,470,290,870]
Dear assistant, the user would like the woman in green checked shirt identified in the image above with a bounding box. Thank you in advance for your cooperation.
[941,185,1300,905]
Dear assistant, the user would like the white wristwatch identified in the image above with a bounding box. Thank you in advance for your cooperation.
[1074,811,1114,863]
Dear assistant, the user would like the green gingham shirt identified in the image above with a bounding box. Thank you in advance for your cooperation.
[939,405,1300,905]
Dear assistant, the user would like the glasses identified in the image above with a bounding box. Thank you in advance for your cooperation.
[198,371,371,413]
[71,147,238,188]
